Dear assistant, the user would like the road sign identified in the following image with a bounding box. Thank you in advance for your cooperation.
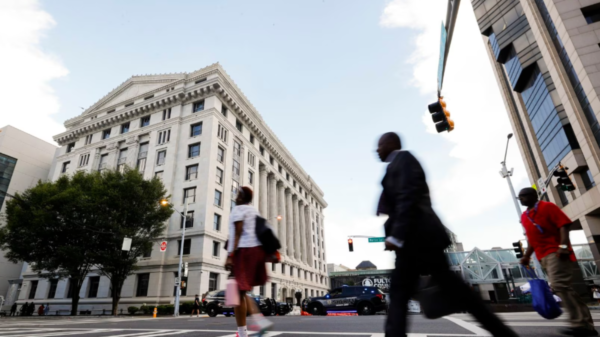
[122,237,132,251]
[437,22,448,93]
[160,241,167,252]
[537,178,547,196]
[368,237,386,243]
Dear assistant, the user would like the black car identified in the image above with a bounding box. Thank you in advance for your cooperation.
[202,290,277,317]
[302,286,387,316]
[276,302,293,316]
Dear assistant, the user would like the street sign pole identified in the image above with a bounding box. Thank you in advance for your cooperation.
[174,202,188,317]
[438,0,462,96]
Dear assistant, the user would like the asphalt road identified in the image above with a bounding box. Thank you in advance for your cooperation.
[1,312,599,337]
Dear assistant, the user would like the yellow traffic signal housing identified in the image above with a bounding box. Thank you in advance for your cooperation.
[428,97,454,133]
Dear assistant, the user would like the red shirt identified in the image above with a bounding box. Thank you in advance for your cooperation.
[521,200,576,261]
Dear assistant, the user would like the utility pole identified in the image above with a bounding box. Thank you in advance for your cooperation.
[173,202,189,317]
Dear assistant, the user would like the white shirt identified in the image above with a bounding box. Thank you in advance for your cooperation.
[228,204,261,253]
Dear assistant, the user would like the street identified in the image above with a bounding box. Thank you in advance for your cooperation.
[2,312,599,337]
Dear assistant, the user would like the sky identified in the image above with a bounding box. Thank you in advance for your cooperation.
[1,0,587,270]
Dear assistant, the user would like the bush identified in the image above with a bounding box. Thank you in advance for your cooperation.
[156,304,174,315]
[140,305,152,315]
[127,307,139,315]
[180,301,195,314]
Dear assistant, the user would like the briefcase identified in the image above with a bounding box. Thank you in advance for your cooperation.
[415,276,463,319]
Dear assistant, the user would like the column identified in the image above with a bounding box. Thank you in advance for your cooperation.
[285,189,294,258]
[268,174,278,234]
[259,166,268,216]
[277,182,287,256]
[293,195,301,260]
[305,206,313,265]
[298,200,307,264]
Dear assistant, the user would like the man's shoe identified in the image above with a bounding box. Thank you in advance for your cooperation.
[560,327,599,336]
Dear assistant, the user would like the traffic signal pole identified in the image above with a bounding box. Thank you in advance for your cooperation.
[174,202,188,317]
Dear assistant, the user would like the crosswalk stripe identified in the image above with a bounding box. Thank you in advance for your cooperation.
[0,329,113,337]
[443,316,492,336]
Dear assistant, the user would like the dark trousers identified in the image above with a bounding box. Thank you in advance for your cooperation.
[385,248,518,337]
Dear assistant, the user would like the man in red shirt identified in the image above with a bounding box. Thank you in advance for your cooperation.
[518,187,596,336]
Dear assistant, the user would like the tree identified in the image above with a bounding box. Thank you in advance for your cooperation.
[0,173,103,315]
[91,168,172,315]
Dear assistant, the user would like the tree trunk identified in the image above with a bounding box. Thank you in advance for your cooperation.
[111,279,123,316]
[71,294,80,316]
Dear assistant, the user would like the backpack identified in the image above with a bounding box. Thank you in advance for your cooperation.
[255,215,281,254]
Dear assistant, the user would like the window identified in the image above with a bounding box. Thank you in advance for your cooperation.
[217,147,225,163]
[259,285,265,296]
[290,266,294,276]
[582,3,600,24]
[208,273,219,292]
[184,187,196,203]
[140,116,150,127]
[102,129,111,139]
[195,78,207,84]
[137,143,149,172]
[212,241,220,257]
[259,146,265,156]
[286,173,290,181]
[278,165,282,173]
[84,134,93,145]
[88,276,100,298]
[143,246,152,258]
[156,150,166,166]
[121,122,130,134]
[222,106,227,117]
[178,239,191,255]
[272,264,276,272]
[79,153,90,167]
[236,119,243,132]
[271,283,276,299]
[270,157,274,165]
[125,102,134,108]
[218,124,228,143]
[67,142,75,153]
[136,274,150,297]
[216,167,224,184]
[232,142,241,158]
[213,213,221,231]
[214,190,222,206]
[47,279,58,299]
[186,165,198,180]
[107,109,115,114]
[61,161,70,173]
[144,94,154,100]
[248,152,255,167]
[293,181,296,188]
[158,129,171,145]
[117,149,127,172]
[181,211,194,228]
[98,154,108,171]
[190,123,202,137]
[233,160,240,177]
[281,264,285,274]
[231,199,236,211]
[248,170,254,185]
[250,134,255,144]
[162,108,172,120]
[154,171,163,180]
[582,169,596,191]
[188,143,200,158]
[193,100,205,112]
[232,180,239,197]
[29,280,38,299]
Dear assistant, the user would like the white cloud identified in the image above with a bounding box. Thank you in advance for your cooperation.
[380,1,529,241]
[0,0,67,144]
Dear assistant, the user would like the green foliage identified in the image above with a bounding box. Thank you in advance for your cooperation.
[156,304,174,315]
[127,306,139,315]
[180,301,195,314]
[0,168,173,316]
[140,305,152,315]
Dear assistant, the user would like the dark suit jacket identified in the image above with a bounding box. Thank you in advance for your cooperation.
[381,151,451,251]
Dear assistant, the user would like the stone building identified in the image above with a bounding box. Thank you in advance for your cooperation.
[16,63,329,313]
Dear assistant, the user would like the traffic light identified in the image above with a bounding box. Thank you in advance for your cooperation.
[428,97,454,133]
[553,165,575,191]
[181,276,188,289]
[348,239,354,252]
[183,262,189,277]
[512,241,524,259]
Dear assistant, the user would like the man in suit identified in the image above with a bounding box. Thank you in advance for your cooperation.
[376,132,517,337]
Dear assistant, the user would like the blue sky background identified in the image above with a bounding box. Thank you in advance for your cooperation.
[4,0,583,269]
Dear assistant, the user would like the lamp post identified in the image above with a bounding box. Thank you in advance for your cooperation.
[161,198,189,317]
[499,133,544,276]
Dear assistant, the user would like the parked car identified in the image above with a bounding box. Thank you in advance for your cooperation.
[276,302,293,316]
[302,286,387,316]
[202,290,277,317]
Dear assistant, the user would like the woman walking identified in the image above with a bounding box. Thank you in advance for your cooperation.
[225,187,273,337]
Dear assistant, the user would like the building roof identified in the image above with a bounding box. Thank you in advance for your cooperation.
[355,261,377,270]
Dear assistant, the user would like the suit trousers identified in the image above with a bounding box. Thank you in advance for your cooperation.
[385,248,518,337]
[541,253,594,330]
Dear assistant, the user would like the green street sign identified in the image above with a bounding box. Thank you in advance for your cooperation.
[368,237,385,243]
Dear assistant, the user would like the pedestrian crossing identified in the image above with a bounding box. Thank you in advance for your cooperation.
[0,317,155,328]
[0,328,191,337]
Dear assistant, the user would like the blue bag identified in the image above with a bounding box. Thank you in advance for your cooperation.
[522,266,562,319]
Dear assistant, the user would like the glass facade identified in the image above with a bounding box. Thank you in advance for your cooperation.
[0,153,17,209]
[535,0,600,149]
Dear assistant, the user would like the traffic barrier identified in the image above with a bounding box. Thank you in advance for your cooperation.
[301,311,311,316]
[300,311,358,317]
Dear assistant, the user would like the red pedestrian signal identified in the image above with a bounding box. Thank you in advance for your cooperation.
[348,239,354,252]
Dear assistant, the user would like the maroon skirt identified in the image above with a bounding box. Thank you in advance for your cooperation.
[233,246,268,291]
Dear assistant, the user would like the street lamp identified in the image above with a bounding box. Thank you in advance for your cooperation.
[160,198,189,317]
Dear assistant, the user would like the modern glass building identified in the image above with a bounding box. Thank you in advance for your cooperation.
[0,153,17,209]
[470,0,600,261]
